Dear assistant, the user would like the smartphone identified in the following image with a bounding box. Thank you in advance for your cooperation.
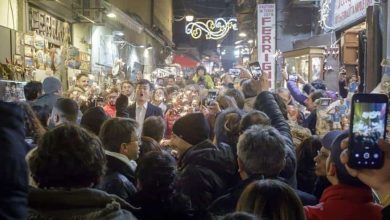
[317,98,331,107]
[348,93,388,169]
[249,62,262,80]
[205,90,218,106]
[229,68,241,76]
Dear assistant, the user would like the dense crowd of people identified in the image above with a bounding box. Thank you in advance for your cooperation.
[1,65,389,220]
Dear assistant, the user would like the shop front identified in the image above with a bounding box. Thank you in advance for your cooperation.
[332,0,383,92]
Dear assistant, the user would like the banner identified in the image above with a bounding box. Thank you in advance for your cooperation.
[334,0,373,30]
[257,4,276,89]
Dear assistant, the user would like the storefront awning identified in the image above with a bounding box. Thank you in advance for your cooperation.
[173,54,199,68]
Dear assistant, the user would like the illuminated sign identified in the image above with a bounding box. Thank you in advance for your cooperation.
[257,4,276,89]
[185,18,238,40]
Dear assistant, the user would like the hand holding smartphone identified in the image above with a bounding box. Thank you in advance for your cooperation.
[249,62,262,80]
[348,93,388,169]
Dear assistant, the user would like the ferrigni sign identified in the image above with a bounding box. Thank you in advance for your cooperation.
[334,0,374,29]
[257,4,276,89]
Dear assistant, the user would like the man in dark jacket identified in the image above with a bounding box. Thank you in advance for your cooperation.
[254,91,297,187]
[170,113,239,217]
[208,123,317,218]
[0,101,29,220]
[34,76,62,112]
[116,79,163,135]
[98,118,139,202]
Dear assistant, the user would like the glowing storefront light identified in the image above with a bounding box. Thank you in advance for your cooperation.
[185,18,238,40]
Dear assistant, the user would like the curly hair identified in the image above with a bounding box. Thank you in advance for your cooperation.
[29,124,106,188]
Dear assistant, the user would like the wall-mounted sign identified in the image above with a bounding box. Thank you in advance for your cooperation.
[257,4,276,89]
[185,18,238,40]
[30,7,65,45]
[334,0,374,30]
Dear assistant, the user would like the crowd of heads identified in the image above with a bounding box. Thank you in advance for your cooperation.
[2,64,387,220]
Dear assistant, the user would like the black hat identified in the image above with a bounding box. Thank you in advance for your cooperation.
[172,113,210,145]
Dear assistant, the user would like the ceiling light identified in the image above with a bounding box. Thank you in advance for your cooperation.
[239,32,247,38]
[217,44,221,47]
[113,31,124,36]
[185,15,194,22]
[235,40,243,45]
[248,39,254,44]
[107,12,116,18]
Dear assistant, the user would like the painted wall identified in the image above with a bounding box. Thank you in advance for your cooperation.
[0,0,18,30]
[153,0,173,41]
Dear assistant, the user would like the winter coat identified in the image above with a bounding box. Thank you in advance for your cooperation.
[34,93,61,112]
[98,153,137,203]
[243,96,256,112]
[176,140,239,216]
[28,187,138,220]
[0,101,29,220]
[304,184,383,220]
[254,91,297,188]
[208,175,317,217]
[130,190,194,220]
[383,205,390,220]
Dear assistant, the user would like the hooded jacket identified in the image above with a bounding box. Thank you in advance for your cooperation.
[208,175,317,217]
[176,140,239,215]
[0,102,29,220]
[254,91,297,188]
[98,152,137,203]
[304,184,383,220]
[28,187,138,220]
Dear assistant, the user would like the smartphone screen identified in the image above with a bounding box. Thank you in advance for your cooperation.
[348,94,388,169]
[249,62,262,80]
[229,68,241,76]
[206,90,218,106]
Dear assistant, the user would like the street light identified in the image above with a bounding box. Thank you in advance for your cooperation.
[185,15,194,22]
[107,12,116,18]
[239,32,247,38]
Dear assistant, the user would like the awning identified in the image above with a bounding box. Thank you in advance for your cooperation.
[173,54,200,68]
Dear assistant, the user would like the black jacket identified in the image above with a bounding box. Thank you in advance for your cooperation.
[0,101,29,220]
[254,91,297,188]
[131,190,194,220]
[176,140,239,215]
[98,154,137,203]
[208,175,318,217]
[383,205,390,220]
[118,102,163,119]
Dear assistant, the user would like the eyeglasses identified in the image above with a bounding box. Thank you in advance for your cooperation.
[316,150,329,159]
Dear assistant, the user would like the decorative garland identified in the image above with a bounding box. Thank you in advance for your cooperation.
[185,18,238,40]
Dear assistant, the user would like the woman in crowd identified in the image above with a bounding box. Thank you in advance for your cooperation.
[28,124,137,219]
[17,102,46,148]
[192,66,215,89]
[296,135,322,194]
[236,179,305,220]
[131,151,194,220]
[151,88,168,114]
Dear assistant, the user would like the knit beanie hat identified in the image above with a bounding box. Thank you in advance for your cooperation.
[43,77,62,94]
[172,113,210,145]
[80,107,109,136]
